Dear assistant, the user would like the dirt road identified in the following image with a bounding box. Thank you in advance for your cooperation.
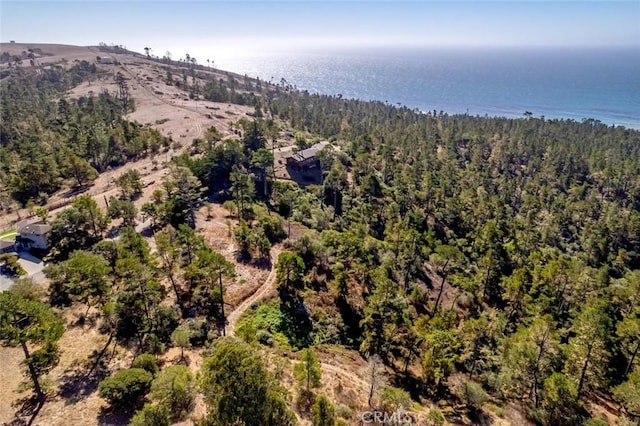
[223,245,370,394]
[226,246,281,336]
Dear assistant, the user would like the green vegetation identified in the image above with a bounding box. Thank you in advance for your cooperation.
[294,347,323,409]
[294,348,322,393]
[98,368,153,409]
[149,365,195,420]
[0,292,64,401]
[132,353,159,376]
[200,337,296,426]
[0,253,26,276]
[0,60,169,210]
[0,228,17,239]
[236,299,291,346]
[612,370,640,417]
[1,47,639,425]
[115,169,144,200]
[312,394,336,426]
[8,277,46,301]
[130,404,170,426]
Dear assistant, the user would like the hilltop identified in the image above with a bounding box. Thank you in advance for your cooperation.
[1,43,639,426]
[1,42,255,224]
[0,43,399,426]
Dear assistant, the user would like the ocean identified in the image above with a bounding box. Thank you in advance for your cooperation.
[218,47,640,129]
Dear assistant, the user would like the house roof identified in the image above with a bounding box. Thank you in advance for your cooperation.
[19,223,51,235]
[289,142,329,162]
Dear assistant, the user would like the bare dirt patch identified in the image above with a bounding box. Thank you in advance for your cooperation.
[0,43,98,66]
[1,47,253,230]
[194,204,271,312]
[0,346,26,424]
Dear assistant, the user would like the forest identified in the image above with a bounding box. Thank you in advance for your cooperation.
[0,49,639,426]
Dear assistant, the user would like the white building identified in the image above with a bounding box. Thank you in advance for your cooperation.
[17,223,51,250]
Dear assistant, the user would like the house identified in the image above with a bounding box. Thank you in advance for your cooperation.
[16,223,51,250]
[99,56,114,64]
[0,240,15,254]
[286,142,328,172]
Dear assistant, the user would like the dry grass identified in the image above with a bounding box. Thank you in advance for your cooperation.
[0,308,113,425]
[0,43,98,66]
[0,346,26,424]
[0,43,584,426]
[194,203,271,311]
[0,45,253,229]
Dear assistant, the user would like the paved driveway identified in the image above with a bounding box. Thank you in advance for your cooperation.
[0,251,47,292]
[2,220,151,291]
[0,274,14,292]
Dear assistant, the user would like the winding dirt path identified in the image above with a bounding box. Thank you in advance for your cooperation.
[224,245,370,393]
[226,246,282,336]
[320,360,370,391]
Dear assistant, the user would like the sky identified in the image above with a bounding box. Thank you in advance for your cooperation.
[1,1,639,63]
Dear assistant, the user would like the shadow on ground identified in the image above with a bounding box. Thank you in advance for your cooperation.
[58,364,106,405]
[7,395,44,426]
[97,406,134,426]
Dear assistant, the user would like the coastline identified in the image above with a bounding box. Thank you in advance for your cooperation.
[216,47,640,130]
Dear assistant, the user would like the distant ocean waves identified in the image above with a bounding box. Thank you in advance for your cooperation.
[219,47,640,129]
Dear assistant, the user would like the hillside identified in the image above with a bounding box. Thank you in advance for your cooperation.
[1,43,639,426]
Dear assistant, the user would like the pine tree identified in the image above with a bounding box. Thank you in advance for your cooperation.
[312,394,336,426]
[0,292,64,401]
[294,348,322,393]
[565,298,612,398]
[201,337,296,425]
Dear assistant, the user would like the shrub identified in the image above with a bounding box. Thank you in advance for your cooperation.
[539,373,579,425]
[256,329,275,346]
[130,403,170,426]
[380,386,412,413]
[409,286,429,305]
[259,214,286,243]
[98,368,153,408]
[149,365,195,420]
[612,370,640,418]
[426,408,445,426]
[235,318,258,343]
[486,403,504,418]
[132,354,159,376]
[312,394,336,426]
[141,333,165,355]
[201,337,296,425]
[185,317,209,346]
[334,403,352,420]
[0,253,26,277]
[171,326,192,359]
[155,305,181,342]
[9,278,45,301]
[583,417,609,426]
[462,380,487,411]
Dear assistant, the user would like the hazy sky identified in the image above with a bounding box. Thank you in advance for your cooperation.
[1,1,638,62]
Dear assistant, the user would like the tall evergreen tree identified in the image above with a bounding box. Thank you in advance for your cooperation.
[0,292,64,401]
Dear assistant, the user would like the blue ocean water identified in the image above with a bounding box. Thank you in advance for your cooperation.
[219,47,640,129]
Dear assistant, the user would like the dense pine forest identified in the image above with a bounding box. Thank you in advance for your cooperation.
[1,48,639,426]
